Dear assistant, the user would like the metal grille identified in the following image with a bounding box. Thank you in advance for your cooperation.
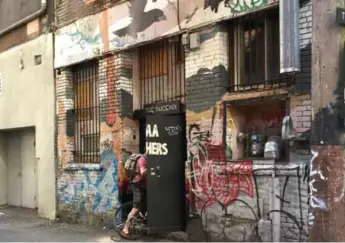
[229,9,295,93]
[139,37,185,107]
[72,60,100,163]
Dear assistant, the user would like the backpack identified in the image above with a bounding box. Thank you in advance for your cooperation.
[123,153,142,179]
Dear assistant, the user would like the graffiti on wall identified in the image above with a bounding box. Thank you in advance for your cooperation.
[55,14,103,68]
[185,110,309,241]
[205,0,268,13]
[58,138,119,214]
[309,150,327,210]
[54,0,277,68]
[186,156,310,241]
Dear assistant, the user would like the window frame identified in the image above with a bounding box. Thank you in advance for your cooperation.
[229,9,281,91]
[71,60,101,164]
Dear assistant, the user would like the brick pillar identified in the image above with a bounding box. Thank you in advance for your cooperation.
[185,24,229,130]
[56,69,75,166]
[185,25,228,116]
[113,52,139,160]
[55,53,138,224]
[185,24,229,215]
[310,0,345,241]
[114,52,139,192]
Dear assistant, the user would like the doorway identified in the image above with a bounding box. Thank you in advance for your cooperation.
[7,128,37,209]
[145,102,187,233]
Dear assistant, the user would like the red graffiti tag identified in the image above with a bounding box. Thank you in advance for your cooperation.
[106,56,116,126]
[188,143,254,211]
[261,108,285,124]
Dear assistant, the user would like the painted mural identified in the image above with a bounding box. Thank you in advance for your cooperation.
[54,0,277,68]
[56,52,138,223]
[55,14,103,68]
[58,138,119,214]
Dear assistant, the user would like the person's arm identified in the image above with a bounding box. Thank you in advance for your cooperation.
[138,157,147,176]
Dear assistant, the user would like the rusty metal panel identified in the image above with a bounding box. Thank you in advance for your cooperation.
[139,38,186,107]
[0,0,42,32]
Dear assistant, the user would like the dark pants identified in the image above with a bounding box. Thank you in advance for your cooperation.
[131,183,147,212]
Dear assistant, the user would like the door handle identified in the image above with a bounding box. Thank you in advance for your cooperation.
[149,166,161,177]
[156,165,160,178]
[150,167,156,175]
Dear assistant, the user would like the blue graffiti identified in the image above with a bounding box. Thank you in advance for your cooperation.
[58,149,119,214]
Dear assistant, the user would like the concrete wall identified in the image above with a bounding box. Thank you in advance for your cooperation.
[0,134,7,205]
[0,34,56,219]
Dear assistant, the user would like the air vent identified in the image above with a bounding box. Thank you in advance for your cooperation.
[34,55,42,65]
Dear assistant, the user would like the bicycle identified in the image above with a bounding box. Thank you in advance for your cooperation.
[113,200,148,240]
[113,198,190,241]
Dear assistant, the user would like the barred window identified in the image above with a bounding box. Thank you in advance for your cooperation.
[139,37,185,107]
[229,9,289,92]
[72,60,100,163]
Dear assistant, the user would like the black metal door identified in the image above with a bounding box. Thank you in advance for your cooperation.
[146,114,186,233]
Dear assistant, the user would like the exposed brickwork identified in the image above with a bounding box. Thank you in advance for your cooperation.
[185,25,229,116]
[295,0,312,94]
[183,11,311,240]
[289,0,312,140]
[0,0,53,53]
[0,25,30,52]
[55,0,123,28]
[56,53,136,225]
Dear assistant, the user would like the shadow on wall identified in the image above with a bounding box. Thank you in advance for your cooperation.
[186,64,229,113]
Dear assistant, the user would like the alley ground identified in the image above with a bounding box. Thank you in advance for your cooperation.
[0,206,171,242]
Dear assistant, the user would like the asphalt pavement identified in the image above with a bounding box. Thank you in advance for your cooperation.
[0,206,170,242]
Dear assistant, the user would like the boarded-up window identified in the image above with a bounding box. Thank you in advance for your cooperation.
[139,37,185,106]
[140,41,168,79]
[75,80,92,120]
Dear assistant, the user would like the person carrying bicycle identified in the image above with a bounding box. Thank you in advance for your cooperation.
[121,152,148,237]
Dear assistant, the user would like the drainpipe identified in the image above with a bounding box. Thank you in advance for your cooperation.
[279,0,300,73]
[0,0,47,37]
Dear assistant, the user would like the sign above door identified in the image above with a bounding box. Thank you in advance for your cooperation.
[144,101,181,115]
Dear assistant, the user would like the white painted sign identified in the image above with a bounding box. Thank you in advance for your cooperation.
[146,124,168,155]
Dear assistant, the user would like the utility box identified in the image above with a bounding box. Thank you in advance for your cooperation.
[189,32,200,50]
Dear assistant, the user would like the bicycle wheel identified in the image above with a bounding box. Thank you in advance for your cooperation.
[113,201,146,240]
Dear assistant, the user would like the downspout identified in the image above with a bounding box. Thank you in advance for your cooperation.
[0,0,47,37]
[177,0,182,31]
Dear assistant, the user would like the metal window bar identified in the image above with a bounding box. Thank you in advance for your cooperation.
[72,60,100,164]
[229,9,295,93]
[139,37,186,108]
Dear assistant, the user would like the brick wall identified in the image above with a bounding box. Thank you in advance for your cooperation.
[0,0,53,53]
[184,13,311,240]
[55,0,123,28]
[290,0,312,141]
[185,25,229,116]
[56,52,136,225]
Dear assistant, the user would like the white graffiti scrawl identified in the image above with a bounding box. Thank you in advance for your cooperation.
[309,150,328,210]
[165,125,182,136]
